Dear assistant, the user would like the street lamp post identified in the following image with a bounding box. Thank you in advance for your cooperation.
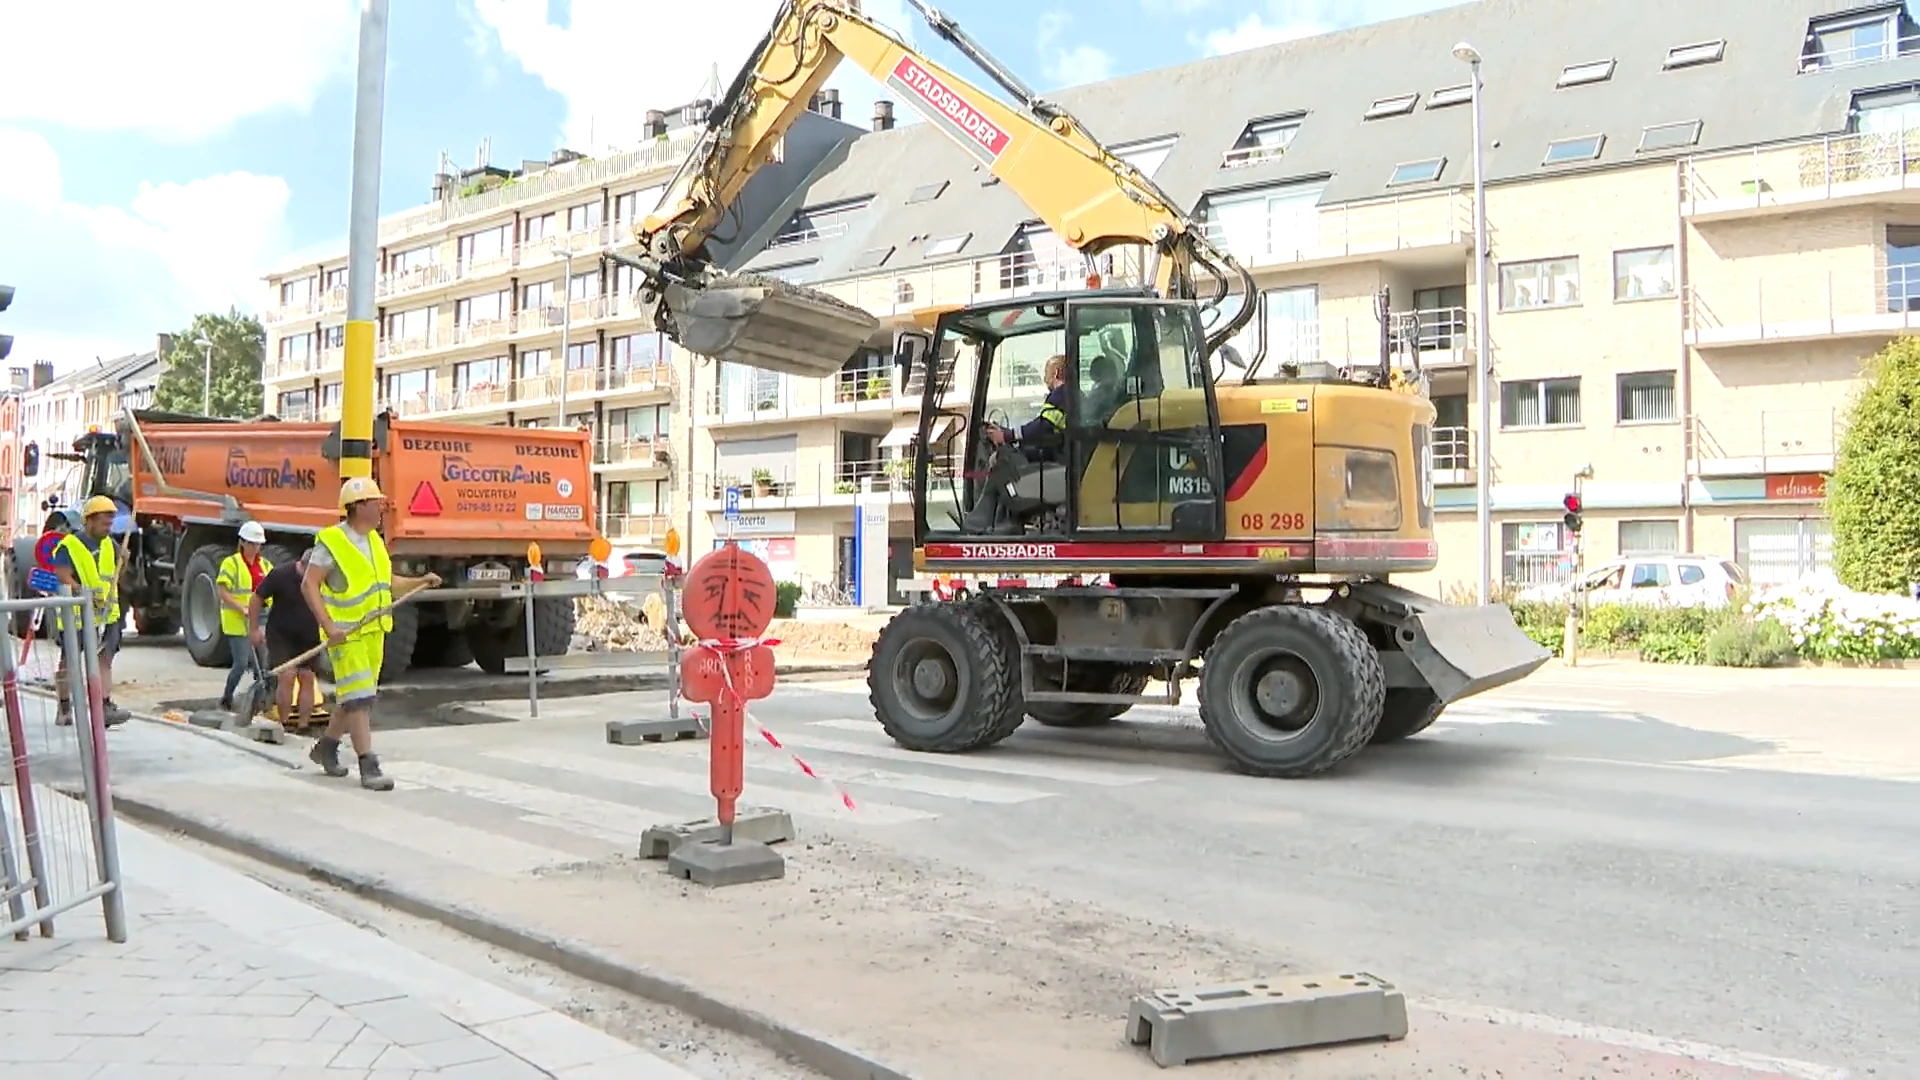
[195,335,214,416]
[1454,41,1494,605]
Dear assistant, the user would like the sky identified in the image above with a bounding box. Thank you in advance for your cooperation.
[0,0,1464,373]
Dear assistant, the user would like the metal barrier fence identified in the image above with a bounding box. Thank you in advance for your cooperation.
[1,588,128,943]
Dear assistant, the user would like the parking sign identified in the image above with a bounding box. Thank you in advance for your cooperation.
[724,486,741,520]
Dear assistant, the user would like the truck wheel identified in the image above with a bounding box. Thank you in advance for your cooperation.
[1026,665,1150,728]
[379,602,418,683]
[132,609,177,638]
[181,545,231,668]
[1197,605,1385,778]
[531,596,575,655]
[1369,688,1445,744]
[869,602,1020,753]
[466,626,512,675]
[411,632,473,669]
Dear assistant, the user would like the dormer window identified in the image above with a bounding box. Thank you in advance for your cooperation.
[1664,39,1726,69]
[1803,8,1904,70]
[1387,158,1446,186]
[923,234,971,259]
[1222,114,1302,169]
[768,197,871,248]
[1364,94,1418,120]
[905,181,948,204]
[1543,134,1605,165]
[1113,135,1179,179]
[1427,83,1473,108]
[1557,59,1616,88]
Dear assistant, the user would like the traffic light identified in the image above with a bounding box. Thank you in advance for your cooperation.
[0,284,13,361]
[1562,492,1583,536]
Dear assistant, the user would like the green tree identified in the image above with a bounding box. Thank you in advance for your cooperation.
[1828,335,1920,594]
[152,308,265,418]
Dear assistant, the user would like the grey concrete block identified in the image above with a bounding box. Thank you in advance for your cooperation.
[639,807,795,859]
[1126,972,1408,1068]
[189,709,235,730]
[245,719,286,744]
[605,716,705,745]
[665,838,785,887]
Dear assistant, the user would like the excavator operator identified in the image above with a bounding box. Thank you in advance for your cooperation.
[961,355,1068,534]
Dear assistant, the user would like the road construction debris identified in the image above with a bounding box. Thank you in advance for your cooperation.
[573,593,878,660]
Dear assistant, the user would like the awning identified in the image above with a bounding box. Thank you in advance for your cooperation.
[880,416,958,448]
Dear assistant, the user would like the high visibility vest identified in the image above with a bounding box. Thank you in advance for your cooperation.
[55,534,118,631]
[215,552,273,636]
[314,524,392,642]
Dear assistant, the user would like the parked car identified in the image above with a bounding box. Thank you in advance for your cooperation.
[1515,554,1747,609]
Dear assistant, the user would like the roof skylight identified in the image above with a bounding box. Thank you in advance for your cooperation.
[1664,39,1726,69]
[1557,59,1617,88]
[1387,158,1446,186]
[1364,94,1419,119]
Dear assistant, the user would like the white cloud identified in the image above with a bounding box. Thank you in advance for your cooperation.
[1036,11,1117,87]
[0,129,293,370]
[1197,0,1468,57]
[1200,13,1329,55]
[0,2,358,142]
[1141,0,1218,12]
[468,0,922,152]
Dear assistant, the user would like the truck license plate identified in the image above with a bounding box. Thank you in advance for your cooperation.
[467,566,512,582]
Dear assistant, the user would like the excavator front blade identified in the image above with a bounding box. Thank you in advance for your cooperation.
[664,275,880,378]
[1346,582,1552,704]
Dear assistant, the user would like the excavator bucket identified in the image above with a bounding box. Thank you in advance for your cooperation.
[664,275,880,378]
[1348,583,1552,704]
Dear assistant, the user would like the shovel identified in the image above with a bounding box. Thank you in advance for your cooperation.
[238,581,435,721]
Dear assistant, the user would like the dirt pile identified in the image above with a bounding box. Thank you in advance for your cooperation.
[572,595,674,652]
[765,618,878,658]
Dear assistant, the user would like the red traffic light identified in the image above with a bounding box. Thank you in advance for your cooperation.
[1563,493,1582,513]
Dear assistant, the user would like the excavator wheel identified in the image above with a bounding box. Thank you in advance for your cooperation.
[1368,688,1446,744]
[1026,665,1151,728]
[960,599,1029,748]
[1196,605,1385,778]
[868,601,1022,753]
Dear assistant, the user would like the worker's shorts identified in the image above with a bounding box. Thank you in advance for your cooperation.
[328,632,384,706]
[53,619,120,661]
[267,633,321,673]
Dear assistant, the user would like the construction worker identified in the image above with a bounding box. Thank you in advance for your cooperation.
[50,495,130,727]
[961,354,1069,533]
[250,549,320,730]
[217,521,272,712]
[300,477,439,791]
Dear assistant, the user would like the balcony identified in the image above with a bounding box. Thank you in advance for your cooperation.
[448,318,514,348]
[598,362,675,397]
[1431,425,1477,485]
[1202,190,1470,272]
[377,262,455,301]
[698,458,945,510]
[376,330,438,360]
[814,248,1149,320]
[1682,267,1920,347]
[595,436,671,471]
[264,296,323,326]
[1688,409,1837,478]
[1682,128,1920,221]
[263,354,321,381]
[449,382,513,413]
[602,513,674,545]
[1388,306,1472,370]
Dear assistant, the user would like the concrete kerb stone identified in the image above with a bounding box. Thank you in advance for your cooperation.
[18,684,303,771]
[607,715,707,745]
[108,791,913,1080]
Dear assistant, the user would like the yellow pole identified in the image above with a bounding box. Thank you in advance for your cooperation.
[341,0,389,481]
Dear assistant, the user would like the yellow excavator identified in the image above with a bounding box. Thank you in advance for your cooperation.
[627,0,1549,778]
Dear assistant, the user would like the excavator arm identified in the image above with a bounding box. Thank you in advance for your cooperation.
[630,0,1255,377]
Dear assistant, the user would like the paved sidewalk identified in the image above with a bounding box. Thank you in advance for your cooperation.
[0,809,695,1079]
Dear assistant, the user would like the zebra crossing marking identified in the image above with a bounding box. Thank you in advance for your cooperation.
[287,779,577,874]
[395,762,680,844]
[797,719,1156,786]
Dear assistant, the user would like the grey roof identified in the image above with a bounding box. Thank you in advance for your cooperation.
[742,0,1920,283]
[40,350,160,394]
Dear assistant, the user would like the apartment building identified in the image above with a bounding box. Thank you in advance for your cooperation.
[16,346,164,527]
[684,0,1920,596]
[256,100,861,550]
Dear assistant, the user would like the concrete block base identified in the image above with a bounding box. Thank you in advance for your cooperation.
[640,807,795,859]
[244,719,287,745]
[665,838,785,887]
[188,709,236,731]
[1126,972,1408,1068]
[606,716,705,745]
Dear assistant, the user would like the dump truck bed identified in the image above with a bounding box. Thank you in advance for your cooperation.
[128,417,595,555]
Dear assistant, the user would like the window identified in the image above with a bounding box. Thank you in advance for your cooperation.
[1501,521,1570,588]
[1620,521,1681,556]
[1805,11,1898,70]
[279,332,315,362]
[1223,114,1302,168]
[456,225,510,267]
[850,246,893,271]
[1612,247,1675,301]
[522,280,554,310]
[1638,120,1702,153]
[1543,134,1605,164]
[319,383,341,409]
[770,197,870,247]
[1557,59,1616,87]
[1499,256,1581,310]
[1853,83,1920,135]
[1629,561,1671,589]
[1364,93,1418,119]
[1664,39,1725,69]
[565,341,598,370]
[609,333,664,370]
[923,233,971,259]
[389,245,435,274]
[454,289,509,325]
[384,368,433,406]
[1888,224,1920,311]
[566,202,601,232]
[1428,83,1472,108]
[1198,179,1326,262]
[453,357,509,390]
[1114,135,1179,179]
[905,181,948,204]
[1387,158,1446,186]
[608,404,669,443]
[517,348,551,379]
[276,389,313,418]
[384,307,434,343]
[323,267,348,292]
[1500,377,1581,428]
[323,325,343,349]
[280,277,314,306]
[1616,371,1676,423]
[568,270,601,301]
[613,184,665,224]
[520,213,554,243]
[1676,562,1707,586]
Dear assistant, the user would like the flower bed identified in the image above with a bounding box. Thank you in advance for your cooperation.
[1745,576,1920,662]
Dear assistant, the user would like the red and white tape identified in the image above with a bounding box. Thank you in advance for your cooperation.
[696,635,859,813]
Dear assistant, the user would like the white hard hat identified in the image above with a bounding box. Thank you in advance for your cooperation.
[238,521,266,544]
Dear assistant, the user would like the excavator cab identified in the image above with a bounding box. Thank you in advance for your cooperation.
[903,290,1227,550]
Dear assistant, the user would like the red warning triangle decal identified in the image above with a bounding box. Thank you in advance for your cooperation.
[408,481,443,516]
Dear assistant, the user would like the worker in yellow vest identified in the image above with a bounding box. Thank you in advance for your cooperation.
[50,495,130,728]
[216,521,272,712]
[300,477,439,791]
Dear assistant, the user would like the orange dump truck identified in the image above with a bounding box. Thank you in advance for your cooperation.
[15,409,597,679]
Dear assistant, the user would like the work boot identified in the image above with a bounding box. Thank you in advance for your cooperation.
[103,700,129,727]
[54,697,73,728]
[357,754,394,792]
[219,695,234,712]
[307,736,350,778]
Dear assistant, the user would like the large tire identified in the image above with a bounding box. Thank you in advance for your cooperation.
[1197,605,1385,778]
[181,544,231,668]
[868,602,1022,753]
[531,596,575,655]
[379,601,418,683]
[964,600,1029,748]
[1369,687,1445,744]
[1027,665,1150,728]
[411,629,473,669]
[132,609,177,638]
[465,597,574,676]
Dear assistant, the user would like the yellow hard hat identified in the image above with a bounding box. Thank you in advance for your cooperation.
[338,476,385,510]
[82,495,117,519]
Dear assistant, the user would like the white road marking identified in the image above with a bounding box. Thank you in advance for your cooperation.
[493,747,937,825]
[1416,999,1851,1080]
[396,762,678,844]
[797,719,1155,786]
[289,785,578,874]
[1467,695,1628,711]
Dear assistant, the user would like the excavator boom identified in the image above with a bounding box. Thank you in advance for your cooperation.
[631,0,1252,376]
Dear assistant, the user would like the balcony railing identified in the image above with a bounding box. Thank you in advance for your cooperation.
[602,513,675,544]
[833,368,896,403]
[1221,143,1288,170]
[1799,32,1920,73]
[600,362,675,394]
[449,382,513,411]
[264,296,323,325]
[376,330,437,359]
[1682,266,1920,346]
[1201,190,1469,268]
[1688,408,1838,476]
[1682,127,1920,216]
[596,436,670,467]
[766,220,853,250]
[450,318,514,347]
[263,354,321,381]
[813,247,1149,319]
[1432,425,1474,474]
[700,459,954,506]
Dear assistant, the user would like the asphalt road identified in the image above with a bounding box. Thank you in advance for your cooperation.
[52,645,1920,1077]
